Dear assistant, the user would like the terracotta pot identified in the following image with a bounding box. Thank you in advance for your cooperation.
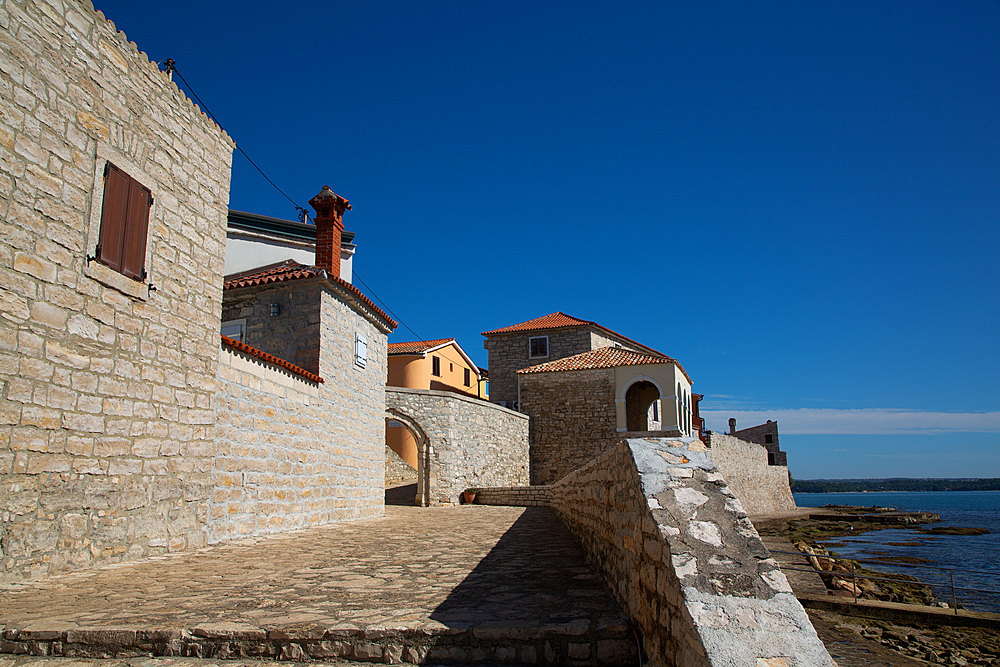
[462,491,477,504]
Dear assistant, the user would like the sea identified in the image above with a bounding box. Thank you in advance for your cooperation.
[792,490,1000,613]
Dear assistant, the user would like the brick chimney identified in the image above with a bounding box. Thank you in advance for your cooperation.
[308,186,351,279]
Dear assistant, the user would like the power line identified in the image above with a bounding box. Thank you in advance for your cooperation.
[352,271,425,342]
[160,60,309,222]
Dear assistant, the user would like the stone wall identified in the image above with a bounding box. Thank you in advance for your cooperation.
[385,445,415,486]
[485,325,650,406]
[221,280,322,376]
[473,485,551,507]
[385,387,528,504]
[212,282,389,539]
[1,0,234,581]
[518,367,620,485]
[550,437,832,667]
[705,432,795,515]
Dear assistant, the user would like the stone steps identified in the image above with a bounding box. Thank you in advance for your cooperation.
[1,621,638,665]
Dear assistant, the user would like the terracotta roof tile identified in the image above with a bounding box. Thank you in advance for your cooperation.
[517,346,692,383]
[388,338,455,355]
[221,335,324,383]
[223,260,396,330]
[481,312,591,335]
[482,311,667,358]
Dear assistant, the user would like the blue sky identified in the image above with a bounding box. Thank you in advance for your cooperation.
[94,0,998,479]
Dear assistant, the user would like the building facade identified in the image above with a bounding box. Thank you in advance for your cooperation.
[1,0,234,581]
[482,312,666,407]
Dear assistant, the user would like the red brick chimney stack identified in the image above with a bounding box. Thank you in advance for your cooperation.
[308,185,351,279]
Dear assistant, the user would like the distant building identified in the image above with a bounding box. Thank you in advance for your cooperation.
[386,338,485,469]
[727,418,787,466]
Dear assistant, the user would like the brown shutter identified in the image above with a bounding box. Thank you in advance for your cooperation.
[98,163,128,272]
[121,177,151,280]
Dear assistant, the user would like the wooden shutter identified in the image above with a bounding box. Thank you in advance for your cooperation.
[98,162,151,281]
[121,177,151,280]
[98,163,128,272]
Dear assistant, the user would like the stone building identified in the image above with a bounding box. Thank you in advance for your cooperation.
[482,312,664,408]
[215,187,397,538]
[727,418,787,466]
[1,0,234,580]
[518,347,695,484]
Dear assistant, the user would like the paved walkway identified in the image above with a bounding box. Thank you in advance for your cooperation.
[0,504,634,665]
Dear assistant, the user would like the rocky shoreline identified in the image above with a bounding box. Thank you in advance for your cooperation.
[755,506,999,666]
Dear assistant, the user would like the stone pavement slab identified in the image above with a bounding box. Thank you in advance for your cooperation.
[0,506,635,665]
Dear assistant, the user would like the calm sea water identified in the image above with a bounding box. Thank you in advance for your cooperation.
[792,490,1000,612]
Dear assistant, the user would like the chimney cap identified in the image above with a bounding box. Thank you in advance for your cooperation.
[308,186,351,220]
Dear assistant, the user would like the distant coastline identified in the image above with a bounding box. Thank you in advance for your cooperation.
[792,478,1000,493]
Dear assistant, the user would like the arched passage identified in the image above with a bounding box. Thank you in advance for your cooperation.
[385,409,433,507]
[625,380,661,431]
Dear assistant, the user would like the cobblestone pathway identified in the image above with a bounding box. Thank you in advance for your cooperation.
[0,505,634,664]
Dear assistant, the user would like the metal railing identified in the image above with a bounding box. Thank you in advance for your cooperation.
[769,549,1000,615]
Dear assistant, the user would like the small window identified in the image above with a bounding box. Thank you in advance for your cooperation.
[464,368,471,386]
[355,333,367,368]
[432,355,441,376]
[652,400,659,421]
[764,434,774,444]
[97,162,152,281]
[529,336,548,358]
[221,319,245,342]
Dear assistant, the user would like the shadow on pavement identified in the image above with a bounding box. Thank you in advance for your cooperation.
[385,482,417,506]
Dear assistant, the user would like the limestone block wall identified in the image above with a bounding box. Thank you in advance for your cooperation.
[385,387,528,504]
[221,281,322,376]
[473,485,551,507]
[485,326,650,406]
[550,438,832,667]
[385,445,415,485]
[212,284,389,539]
[705,432,795,515]
[0,0,233,581]
[518,367,619,485]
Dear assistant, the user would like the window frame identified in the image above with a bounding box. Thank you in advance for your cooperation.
[431,355,441,377]
[528,335,549,359]
[84,145,158,301]
[464,367,471,387]
[221,318,247,342]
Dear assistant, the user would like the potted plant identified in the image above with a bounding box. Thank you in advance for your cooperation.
[462,488,480,504]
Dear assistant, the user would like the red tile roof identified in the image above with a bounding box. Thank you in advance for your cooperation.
[388,338,455,355]
[482,311,591,335]
[221,335,324,384]
[223,260,396,330]
[482,311,667,358]
[517,346,691,382]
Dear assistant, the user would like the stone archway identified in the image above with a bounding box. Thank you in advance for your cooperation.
[385,409,433,507]
[625,380,661,431]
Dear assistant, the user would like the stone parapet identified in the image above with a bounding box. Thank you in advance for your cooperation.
[550,437,833,667]
[474,485,552,507]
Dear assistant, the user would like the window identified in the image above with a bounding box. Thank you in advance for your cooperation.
[96,162,152,281]
[432,355,441,376]
[652,400,659,421]
[355,333,367,368]
[529,336,548,358]
[464,368,471,386]
[764,434,774,444]
[221,319,246,342]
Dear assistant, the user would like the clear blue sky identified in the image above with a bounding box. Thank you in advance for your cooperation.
[95,0,999,479]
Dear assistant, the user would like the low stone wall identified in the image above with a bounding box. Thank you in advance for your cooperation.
[705,432,795,515]
[473,486,552,507]
[385,387,529,504]
[385,445,416,486]
[550,437,832,667]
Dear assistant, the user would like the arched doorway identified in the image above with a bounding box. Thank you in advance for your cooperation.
[385,409,433,506]
[625,380,661,431]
